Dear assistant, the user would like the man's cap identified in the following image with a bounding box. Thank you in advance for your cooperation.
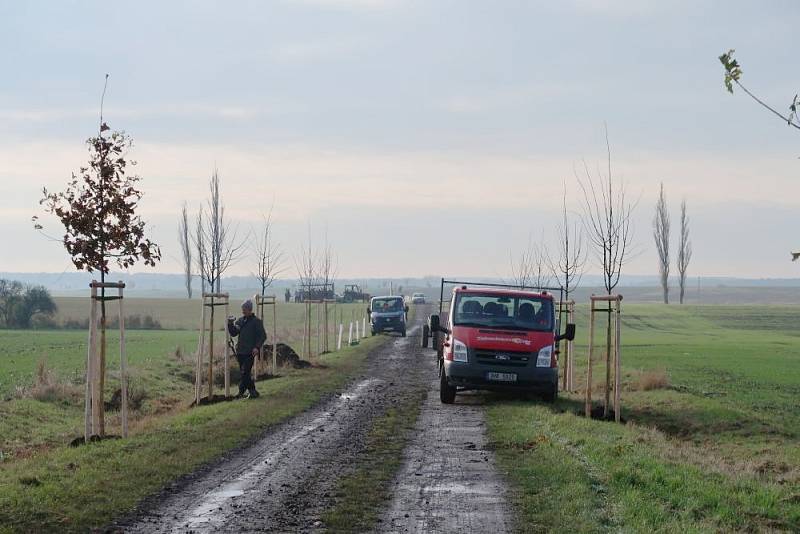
[242,299,254,311]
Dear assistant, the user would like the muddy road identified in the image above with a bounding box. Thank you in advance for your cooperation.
[117,306,514,533]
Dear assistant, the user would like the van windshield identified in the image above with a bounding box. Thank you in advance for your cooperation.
[453,293,553,331]
[372,298,404,312]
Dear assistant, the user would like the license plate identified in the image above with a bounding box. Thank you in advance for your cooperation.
[486,371,517,382]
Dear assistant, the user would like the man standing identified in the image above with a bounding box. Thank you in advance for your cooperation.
[227,299,266,399]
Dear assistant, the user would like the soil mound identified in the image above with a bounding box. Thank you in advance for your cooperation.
[580,405,627,423]
[189,394,238,408]
[263,343,311,369]
[69,434,122,447]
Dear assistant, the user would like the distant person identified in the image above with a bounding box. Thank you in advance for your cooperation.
[227,299,267,399]
[285,288,291,303]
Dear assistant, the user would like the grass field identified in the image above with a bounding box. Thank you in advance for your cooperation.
[0,299,371,461]
[50,296,369,331]
[485,303,800,532]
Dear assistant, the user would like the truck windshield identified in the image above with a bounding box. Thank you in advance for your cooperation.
[453,293,553,331]
[372,298,403,312]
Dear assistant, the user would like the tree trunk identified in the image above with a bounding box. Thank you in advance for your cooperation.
[208,301,215,400]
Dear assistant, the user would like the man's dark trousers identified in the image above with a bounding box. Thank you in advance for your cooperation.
[236,353,256,395]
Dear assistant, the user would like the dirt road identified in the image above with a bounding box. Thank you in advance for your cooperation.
[379,388,513,533]
[117,307,514,533]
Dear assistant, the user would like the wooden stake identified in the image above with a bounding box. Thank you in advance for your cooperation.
[604,304,612,419]
[196,298,206,406]
[567,301,575,391]
[337,323,343,351]
[224,300,230,398]
[254,296,261,381]
[98,307,106,436]
[208,300,215,401]
[85,283,98,443]
[272,299,277,374]
[585,300,595,418]
[614,299,622,423]
[316,303,321,356]
[118,282,128,438]
[324,301,329,352]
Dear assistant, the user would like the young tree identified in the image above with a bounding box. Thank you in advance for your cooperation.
[653,182,670,304]
[546,183,586,301]
[577,130,637,295]
[677,200,693,305]
[295,226,317,358]
[195,169,246,293]
[34,77,160,434]
[319,231,337,352]
[510,237,550,289]
[577,127,637,418]
[253,206,284,299]
[178,202,193,299]
[509,242,535,289]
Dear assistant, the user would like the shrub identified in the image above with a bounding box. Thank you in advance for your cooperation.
[60,313,162,330]
[634,368,671,391]
[14,359,82,405]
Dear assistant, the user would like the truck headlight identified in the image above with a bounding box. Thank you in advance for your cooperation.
[536,345,552,367]
[453,339,468,362]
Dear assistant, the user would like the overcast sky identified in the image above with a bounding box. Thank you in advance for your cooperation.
[1,0,798,280]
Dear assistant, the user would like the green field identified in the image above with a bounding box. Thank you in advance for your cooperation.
[0,299,371,460]
[485,303,800,532]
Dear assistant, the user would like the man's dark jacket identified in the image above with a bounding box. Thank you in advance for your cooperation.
[228,315,267,355]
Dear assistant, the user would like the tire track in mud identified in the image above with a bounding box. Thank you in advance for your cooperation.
[378,390,514,533]
[117,309,431,533]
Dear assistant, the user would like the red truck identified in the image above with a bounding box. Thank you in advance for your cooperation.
[424,280,575,404]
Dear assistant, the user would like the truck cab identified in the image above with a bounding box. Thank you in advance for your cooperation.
[430,285,575,404]
[368,295,409,337]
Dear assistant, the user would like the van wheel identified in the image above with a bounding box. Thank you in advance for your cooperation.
[440,367,456,404]
[542,385,557,403]
[421,324,429,348]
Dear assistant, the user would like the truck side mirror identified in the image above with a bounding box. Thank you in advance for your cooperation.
[556,323,576,342]
[429,314,440,332]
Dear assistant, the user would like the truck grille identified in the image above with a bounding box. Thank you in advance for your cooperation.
[473,350,533,368]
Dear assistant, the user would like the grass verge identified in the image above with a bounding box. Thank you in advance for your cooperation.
[0,335,385,534]
[486,400,799,532]
[321,390,425,532]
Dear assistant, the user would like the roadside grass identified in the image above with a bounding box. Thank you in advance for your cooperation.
[0,335,385,534]
[485,303,800,532]
[321,390,425,532]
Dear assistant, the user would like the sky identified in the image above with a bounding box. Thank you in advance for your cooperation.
[1,0,798,280]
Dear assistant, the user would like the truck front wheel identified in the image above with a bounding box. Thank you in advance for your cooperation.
[439,367,456,404]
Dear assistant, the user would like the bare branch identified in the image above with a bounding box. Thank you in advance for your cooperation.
[578,127,637,295]
[253,203,285,297]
